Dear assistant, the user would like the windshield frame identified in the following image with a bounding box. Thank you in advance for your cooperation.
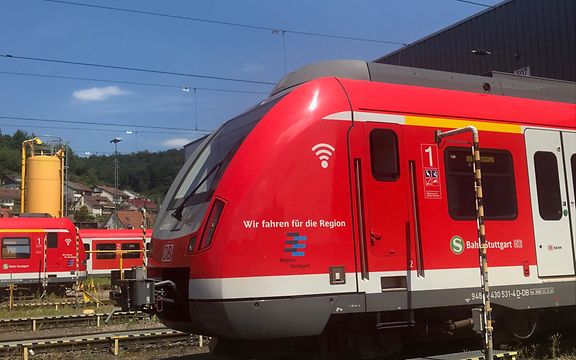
[153,96,283,238]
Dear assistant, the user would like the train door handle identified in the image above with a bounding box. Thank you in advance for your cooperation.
[370,232,382,246]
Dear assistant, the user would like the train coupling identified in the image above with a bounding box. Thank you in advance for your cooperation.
[110,267,175,313]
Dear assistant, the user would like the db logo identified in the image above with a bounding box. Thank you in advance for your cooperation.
[162,244,175,263]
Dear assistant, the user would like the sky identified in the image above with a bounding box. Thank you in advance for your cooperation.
[0,0,502,156]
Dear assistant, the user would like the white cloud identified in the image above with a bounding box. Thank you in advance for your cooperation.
[161,138,193,148]
[73,86,130,101]
[242,63,265,73]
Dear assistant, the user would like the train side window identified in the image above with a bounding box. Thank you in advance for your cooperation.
[2,238,30,259]
[199,200,225,250]
[47,233,58,248]
[534,151,562,220]
[122,243,141,259]
[445,147,517,220]
[369,129,399,181]
[84,244,90,260]
[96,243,116,259]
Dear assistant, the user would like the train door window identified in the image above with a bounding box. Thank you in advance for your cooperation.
[369,129,399,181]
[445,148,517,220]
[534,151,562,220]
[121,243,141,259]
[1,238,30,259]
[47,233,58,248]
[570,154,576,208]
[84,243,90,260]
[95,243,116,259]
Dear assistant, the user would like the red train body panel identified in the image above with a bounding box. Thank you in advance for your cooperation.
[79,229,150,276]
[0,217,87,291]
[126,61,575,354]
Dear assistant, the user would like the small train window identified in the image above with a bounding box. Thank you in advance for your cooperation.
[534,151,562,220]
[96,243,116,259]
[121,243,141,259]
[47,233,58,248]
[84,243,90,260]
[445,147,517,220]
[199,200,225,250]
[369,129,399,181]
[1,238,30,259]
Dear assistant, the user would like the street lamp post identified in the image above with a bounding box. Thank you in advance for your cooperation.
[110,137,122,229]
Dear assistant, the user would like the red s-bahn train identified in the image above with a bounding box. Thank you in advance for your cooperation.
[0,217,87,296]
[124,61,576,356]
[79,228,150,276]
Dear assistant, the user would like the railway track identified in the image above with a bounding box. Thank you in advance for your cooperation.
[0,298,112,310]
[0,326,196,359]
[0,310,146,332]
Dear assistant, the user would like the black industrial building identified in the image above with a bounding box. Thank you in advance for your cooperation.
[375,0,576,82]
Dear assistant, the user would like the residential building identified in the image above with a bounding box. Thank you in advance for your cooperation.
[105,210,156,229]
[0,188,20,210]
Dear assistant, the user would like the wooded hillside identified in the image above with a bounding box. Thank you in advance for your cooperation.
[0,129,185,203]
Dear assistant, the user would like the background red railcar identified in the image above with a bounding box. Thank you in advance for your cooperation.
[0,217,86,296]
[79,229,150,277]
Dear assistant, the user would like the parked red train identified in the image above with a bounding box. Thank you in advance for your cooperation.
[0,217,87,296]
[123,61,576,357]
[79,228,150,276]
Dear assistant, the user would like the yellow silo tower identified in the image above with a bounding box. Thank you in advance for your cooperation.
[20,137,66,217]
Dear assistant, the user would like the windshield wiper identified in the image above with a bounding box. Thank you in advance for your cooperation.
[172,161,223,221]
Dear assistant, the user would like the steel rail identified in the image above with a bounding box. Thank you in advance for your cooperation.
[0,310,145,332]
[0,327,192,359]
[0,299,112,309]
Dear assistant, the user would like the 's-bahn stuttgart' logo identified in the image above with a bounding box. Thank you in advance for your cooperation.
[450,236,465,255]
[285,233,307,257]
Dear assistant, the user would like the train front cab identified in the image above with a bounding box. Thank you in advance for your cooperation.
[146,76,360,337]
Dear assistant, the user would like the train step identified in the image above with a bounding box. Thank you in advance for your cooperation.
[406,349,518,360]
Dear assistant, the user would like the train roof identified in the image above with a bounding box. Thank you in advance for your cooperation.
[0,217,77,233]
[79,228,151,238]
[271,60,576,104]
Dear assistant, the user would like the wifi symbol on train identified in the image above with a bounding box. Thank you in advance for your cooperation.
[311,143,335,169]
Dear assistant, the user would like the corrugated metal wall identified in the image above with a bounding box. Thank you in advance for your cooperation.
[375,0,576,82]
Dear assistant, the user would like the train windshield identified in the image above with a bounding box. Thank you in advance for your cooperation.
[159,97,280,233]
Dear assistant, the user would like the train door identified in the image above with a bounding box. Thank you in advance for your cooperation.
[562,132,576,268]
[45,232,60,274]
[84,241,92,274]
[362,123,410,263]
[525,129,576,277]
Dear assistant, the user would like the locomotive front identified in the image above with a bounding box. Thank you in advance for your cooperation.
[119,72,358,341]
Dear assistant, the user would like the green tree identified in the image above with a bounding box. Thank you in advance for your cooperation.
[74,205,95,222]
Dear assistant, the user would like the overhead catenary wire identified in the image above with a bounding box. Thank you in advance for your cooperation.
[0,54,276,86]
[0,71,270,95]
[454,0,494,8]
[39,0,407,46]
[0,121,198,135]
[0,115,213,133]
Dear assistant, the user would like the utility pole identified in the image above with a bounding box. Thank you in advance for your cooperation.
[110,137,122,229]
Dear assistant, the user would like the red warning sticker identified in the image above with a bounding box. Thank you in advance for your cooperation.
[421,144,442,199]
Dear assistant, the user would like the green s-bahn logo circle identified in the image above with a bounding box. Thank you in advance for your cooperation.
[450,236,465,255]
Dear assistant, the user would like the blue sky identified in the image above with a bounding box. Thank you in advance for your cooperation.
[0,0,500,156]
